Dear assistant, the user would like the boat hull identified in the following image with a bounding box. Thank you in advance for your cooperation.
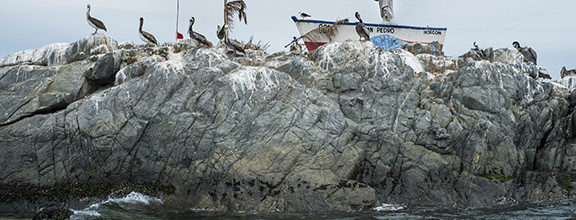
[291,16,447,51]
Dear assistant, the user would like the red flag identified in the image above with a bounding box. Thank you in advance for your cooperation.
[176,32,184,40]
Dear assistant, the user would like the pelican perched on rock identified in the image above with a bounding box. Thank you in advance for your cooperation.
[473,42,480,50]
[469,42,487,60]
[561,66,576,79]
[222,25,245,55]
[355,12,370,41]
[537,67,551,79]
[86,4,107,34]
[188,17,213,48]
[299,12,312,19]
[513,41,537,65]
[139,17,158,46]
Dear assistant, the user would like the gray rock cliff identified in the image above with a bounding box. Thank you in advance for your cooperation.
[1,35,576,212]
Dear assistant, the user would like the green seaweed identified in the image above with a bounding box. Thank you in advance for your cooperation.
[556,173,576,192]
[559,179,573,191]
[485,173,511,183]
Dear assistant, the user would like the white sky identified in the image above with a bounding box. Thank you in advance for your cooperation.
[1,0,575,79]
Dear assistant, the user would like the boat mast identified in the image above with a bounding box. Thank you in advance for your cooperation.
[176,0,180,40]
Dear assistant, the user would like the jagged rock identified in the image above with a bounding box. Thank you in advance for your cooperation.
[275,56,315,86]
[492,48,524,65]
[1,39,576,213]
[0,61,93,125]
[163,39,211,53]
[86,51,122,85]
[65,33,118,63]
[0,43,69,67]
[556,77,576,91]
[118,41,138,50]
[402,42,444,56]
[459,44,494,62]
[115,55,157,85]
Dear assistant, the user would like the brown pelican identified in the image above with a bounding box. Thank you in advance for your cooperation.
[223,25,245,55]
[561,66,576,79]
[513,41,537,65]
[470,42,487,60]
[355,12,370,41]
[139,17,158,46]
[86,4,107,35]
[299,12,311,19]
[188,17,213,47]
[537,67,551,79]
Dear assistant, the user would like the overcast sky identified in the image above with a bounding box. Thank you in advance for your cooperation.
[1,0,575,79]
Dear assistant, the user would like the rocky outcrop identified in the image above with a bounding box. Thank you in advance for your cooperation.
[1,35,576,212]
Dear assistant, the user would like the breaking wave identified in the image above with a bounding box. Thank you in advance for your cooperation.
[69,191,163,220]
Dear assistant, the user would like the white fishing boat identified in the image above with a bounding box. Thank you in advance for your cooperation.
[292,16,447,52]
[291,0,446,52]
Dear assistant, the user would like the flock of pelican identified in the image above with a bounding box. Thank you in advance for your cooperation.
[86,4,245,54]
[87,4,575,78]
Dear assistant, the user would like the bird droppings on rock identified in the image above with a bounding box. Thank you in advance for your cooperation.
[1,36,576,213]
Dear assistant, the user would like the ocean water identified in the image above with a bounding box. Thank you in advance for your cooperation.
[2,192,576,219]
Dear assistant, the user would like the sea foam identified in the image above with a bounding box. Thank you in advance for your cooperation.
[373,203,405,212]
[70,191,163,219]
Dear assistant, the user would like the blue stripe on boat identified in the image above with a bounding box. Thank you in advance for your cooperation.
[291,16,447,31]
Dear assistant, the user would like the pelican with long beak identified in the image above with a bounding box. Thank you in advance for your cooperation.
[139,17,158,46]
[355,12,370,41]
[188,17,213,47]
[86,4,107,35]
[223,25,245,55]
[513,41,537,65]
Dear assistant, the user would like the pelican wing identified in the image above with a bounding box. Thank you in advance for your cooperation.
[226,38,245,54]
[192,32,213,47]
[528,47,537,65]
[141,31,158,46]
[89,16,107,31]
[356,23,370,41]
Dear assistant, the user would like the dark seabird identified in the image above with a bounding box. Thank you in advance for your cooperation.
[217,25,226,40]
[538,67,551,79]
[188,17,213,47]
[86,4,107,35]
[139,17,158,46]
[223,25,245,55]
[561,66,576,79]
[355,12,370,41]
[513,41,537,65]
[469,42,487,60]
[299,12,312,19]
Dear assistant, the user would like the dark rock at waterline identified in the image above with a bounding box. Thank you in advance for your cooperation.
[1,34,576,212]
[33,206,72,220]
